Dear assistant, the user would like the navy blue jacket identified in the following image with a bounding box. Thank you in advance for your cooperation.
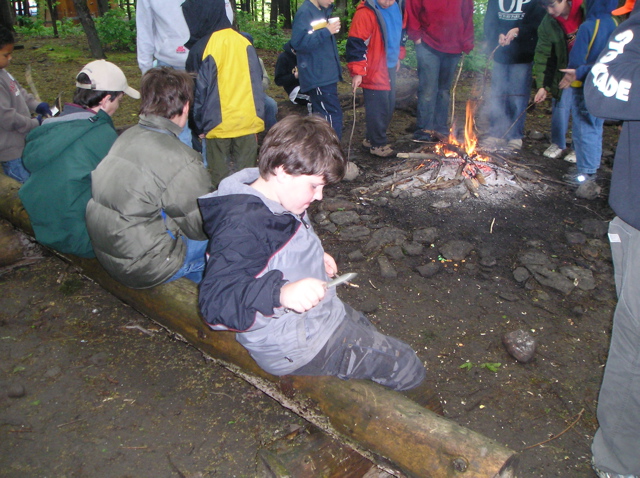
[290,0,343,92]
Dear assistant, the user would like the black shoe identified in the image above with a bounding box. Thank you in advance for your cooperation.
[563,171,597,185]
[413,130,436,142]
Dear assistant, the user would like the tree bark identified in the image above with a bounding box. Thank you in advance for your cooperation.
[0,173,519,478]
[0,0,14,30]
[45,0,58,37]
[71,0,105,59]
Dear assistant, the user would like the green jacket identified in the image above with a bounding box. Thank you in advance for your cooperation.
[533,4,586,100]
[86,114,212,289]
[19,109,117,258]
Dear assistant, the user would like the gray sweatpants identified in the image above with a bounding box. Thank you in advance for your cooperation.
[292,304,426,391]
[592,217,640,476]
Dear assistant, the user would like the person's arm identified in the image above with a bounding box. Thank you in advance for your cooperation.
[162,155,213,241]
[274,53,299,91]
[461,0,475,54]
[585,24,640,121]
[346,9,374,90]
[405,0,423,43]
[136,0,155,74]
[0,80,40,134]
[532,17,554,94]
[290,5,339,53]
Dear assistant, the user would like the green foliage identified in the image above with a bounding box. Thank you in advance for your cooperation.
[14,17,50,37]
[480,362,502,372]
[235,11,290,51]
[94,8,136,52]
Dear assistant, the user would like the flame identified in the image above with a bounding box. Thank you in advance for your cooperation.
[464,100,477,156]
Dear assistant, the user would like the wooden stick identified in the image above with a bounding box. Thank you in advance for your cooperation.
[450,54,466,128]
[25,65,42,103]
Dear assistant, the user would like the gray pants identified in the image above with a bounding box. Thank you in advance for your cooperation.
[293,304,426,391]
[205,134,258,189]
[592,217,640,476]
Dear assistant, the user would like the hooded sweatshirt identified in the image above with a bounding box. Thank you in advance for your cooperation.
[198,168,345,376]
[585,2,640,230]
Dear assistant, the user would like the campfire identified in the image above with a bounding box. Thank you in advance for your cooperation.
[354,100,544,200]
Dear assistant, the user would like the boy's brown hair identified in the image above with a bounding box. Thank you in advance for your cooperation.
[258,115,346,185]
[139,67,194,119]
[0,25,14,50]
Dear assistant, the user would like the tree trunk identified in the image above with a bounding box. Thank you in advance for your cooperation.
[0,0,13,29]
[97,0,109,15]
[71,0,105,59]
[45,0,58,37]
[0,220,24,267]
[0,173,519,478]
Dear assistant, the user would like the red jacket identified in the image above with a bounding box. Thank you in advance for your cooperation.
[346,0,405,91]
[405,0,474,54]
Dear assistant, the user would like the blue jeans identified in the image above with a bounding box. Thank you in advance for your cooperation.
[415,42,461,135]
[307,83,343,140]
[263,95,278,131]
[592,217,640,476]
[572,88,603,175]
[363,67,397,147]
[166,237,208,284]
[486,62,532,140]
[551,88,572,149]
[2,158,30,183]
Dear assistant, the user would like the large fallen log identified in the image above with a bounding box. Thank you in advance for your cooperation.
[0,173,519,478]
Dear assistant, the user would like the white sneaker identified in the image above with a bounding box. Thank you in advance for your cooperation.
[543,144,564,159]
[564,151,577,163]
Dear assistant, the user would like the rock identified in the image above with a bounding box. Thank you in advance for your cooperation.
[479,256,497,268]
[377,255,398,279]
[430,200,451,210]
[314,211,331,226]
[528,130,545,140]
[498,292,520,302]
[329,210,360,226]
[347,249,365,262]
[582,219,609,238]
[527,265,575,295]
[323,198,357,212]
[416,262,440,278]
[402,242,424,257]
[518,250,554,269]
[439,240,474,261]
[338,225,371,242]
[513,267,530,283]
[364,227,408,252]
[322,223,338,234]
[502,329,537,363]
[565,231,587,245]
[90,352,109,367]
[532,289,551,301]
[7,383,26,398]
[413,227,439,245]
[343,162,360,181]
[384,245,405,260]
[370,197,389,207]
[358,298,379,314]
[44,365,62,378]
[559,265,596,291]
[575,181,601,200]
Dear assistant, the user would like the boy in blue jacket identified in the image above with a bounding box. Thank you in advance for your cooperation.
[198,115,425,390]
[558,0,620,186]
[291,0,343,139]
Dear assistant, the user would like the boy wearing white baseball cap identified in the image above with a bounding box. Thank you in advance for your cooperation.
[18,60,139,258]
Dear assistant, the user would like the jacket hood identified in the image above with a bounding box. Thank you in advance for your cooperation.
[23,111,112,173]
[183,0,232,49]
[282,41,295,54]
[585,0,618,18]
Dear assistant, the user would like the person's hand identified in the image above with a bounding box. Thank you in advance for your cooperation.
[352,75,363,93]
[326,19,340,35]
[396,60,401,72]
[36,114,43,125]
[323,252,338,277]
[414,38,422,45]
[499,28,519,46]
[534,87,547,104]
[293,66,298,78]
[280,278,327,313]
[559,69,577,89]
[35,102,52,117]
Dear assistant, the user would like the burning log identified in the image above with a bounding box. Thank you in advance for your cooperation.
[0,174,519,478]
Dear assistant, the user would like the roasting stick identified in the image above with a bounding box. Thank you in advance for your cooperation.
[449,53,466,128]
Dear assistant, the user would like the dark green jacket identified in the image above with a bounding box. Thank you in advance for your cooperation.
[86,114,212,289]
[533,3,587,100]
[19,109,116,258]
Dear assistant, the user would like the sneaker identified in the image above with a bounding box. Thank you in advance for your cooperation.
[592,457,639,478]
[370,145,395,157]
[507,138,523,151]
[480,136,506,151]
[564,151,577,163]
[362,138,372,149]
[563,171,597,185]
[543,143,564,159]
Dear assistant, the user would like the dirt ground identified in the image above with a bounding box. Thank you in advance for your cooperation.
[1,37,622,477]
